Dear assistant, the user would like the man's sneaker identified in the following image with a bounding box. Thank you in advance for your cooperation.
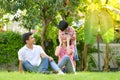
[41,71,51,74]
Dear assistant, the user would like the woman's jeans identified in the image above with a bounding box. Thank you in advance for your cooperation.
[58,55,75,73]
[22,57,60,73]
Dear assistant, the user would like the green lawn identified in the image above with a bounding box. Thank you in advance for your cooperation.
[0,71,119,80]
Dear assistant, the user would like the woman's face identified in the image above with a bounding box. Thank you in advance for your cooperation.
[61,33,67,43]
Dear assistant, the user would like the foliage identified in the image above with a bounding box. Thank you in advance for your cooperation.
[0,0,63,29]
[115,56,120,60]
[84,4,99,44]
[84,3,114,44]
[0,0,119,71]
[86,54,97,71]
[113,31,120,43]
[0,0,65,49]
[0,31,23,66]
[107,0,120,43]
[83,0,115,71]
[99,8,114,43]
[75,26,84,66]
[34,25,59,61]
[58,0,82,24]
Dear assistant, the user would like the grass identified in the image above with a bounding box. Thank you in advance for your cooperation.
[0,71,120,80]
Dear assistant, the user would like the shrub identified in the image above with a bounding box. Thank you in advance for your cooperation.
[0,31,24,70]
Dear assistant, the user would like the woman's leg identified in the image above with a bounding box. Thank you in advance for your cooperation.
[58,55,75,73]
[50,60,60,71]
[50,60,64,74]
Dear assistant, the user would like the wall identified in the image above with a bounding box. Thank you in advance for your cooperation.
[92,43,120,71]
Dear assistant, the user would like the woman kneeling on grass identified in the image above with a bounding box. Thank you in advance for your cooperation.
[55,33,75,74]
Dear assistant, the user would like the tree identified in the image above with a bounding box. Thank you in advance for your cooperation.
[58,0,82,23]
[82,0,115,71]
[0,0,65,49]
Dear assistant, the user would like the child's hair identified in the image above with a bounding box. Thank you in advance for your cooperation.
[57,20,68,31]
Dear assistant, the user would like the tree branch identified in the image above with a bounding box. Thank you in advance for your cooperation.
[105,0,108,4]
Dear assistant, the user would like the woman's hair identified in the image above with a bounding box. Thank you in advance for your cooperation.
[22,32,33,44]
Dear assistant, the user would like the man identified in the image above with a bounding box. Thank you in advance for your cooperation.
[57,20,79,70]
[18,32,64,74]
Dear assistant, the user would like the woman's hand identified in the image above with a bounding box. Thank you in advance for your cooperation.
[59,37,62,46]
[66,35,71,43]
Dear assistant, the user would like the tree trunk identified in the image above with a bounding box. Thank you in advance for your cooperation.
[105,0,108,4]
[41,21,49,50]
[82,44,88,71]
[104,43,110,71]
[66,0,69,6]
[61,0,70,20]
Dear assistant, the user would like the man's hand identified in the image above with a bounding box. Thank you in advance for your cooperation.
[19,60,23,73]
[48,56,53,61]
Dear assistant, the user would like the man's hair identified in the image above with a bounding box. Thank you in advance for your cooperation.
[22,32,33,44]
[57,20,68,31]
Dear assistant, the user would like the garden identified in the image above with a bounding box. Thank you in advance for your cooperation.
[0,0,120,80]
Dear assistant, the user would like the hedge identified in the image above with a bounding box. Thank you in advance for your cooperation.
[0,31,24,70]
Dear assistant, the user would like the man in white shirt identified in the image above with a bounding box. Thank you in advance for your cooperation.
[18,32,64,74]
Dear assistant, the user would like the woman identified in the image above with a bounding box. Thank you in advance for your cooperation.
[55,33,75,73]
[57,20,79,70]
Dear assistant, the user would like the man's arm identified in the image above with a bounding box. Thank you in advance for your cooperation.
[19,60,23,73]
[70,29,76,41]
[40,53,53,61]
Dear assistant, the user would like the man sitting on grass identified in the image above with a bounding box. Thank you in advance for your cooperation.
[18,32,64,74]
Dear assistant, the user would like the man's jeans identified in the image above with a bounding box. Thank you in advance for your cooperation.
[22,57,60,73]
[58,55,75,73]
[73,46,79,61]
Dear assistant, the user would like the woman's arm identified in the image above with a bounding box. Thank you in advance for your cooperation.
[55,37,62,56]
[66,35,73,55]
[55,46,61,56]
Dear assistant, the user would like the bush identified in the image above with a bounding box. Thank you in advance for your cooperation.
[0,31,24,70]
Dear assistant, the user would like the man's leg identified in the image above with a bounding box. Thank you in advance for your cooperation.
[73,46,79,71]
[73,46,79,61]
[38,57,49,73]
[58,55,75,73]
[22,61,36,72]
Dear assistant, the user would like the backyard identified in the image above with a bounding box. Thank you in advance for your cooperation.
[0,71,120,80]
[0,0,120,78]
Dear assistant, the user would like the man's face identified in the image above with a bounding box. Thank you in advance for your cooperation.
[26,35,35,44]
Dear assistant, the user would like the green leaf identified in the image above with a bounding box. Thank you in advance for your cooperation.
[84,10,99,44]
[99,9,114,43]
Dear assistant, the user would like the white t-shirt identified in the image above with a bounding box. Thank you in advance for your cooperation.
[18,45,45,66]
